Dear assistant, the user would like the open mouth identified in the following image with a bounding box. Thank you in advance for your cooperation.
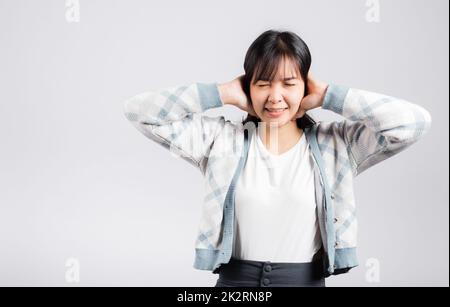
[264,107,288,117]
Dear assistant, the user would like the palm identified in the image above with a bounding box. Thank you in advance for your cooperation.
[301,92,325,111]
[295,73,329,119]
[235,75,257,116]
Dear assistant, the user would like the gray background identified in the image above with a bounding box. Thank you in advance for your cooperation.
[0,0,448,287]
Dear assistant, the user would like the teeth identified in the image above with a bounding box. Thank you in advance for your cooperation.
[266,108,287,111]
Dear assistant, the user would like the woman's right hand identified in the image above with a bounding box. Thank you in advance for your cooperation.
[218,75,258,117]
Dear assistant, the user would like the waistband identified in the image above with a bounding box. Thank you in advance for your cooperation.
[216,256,325,287]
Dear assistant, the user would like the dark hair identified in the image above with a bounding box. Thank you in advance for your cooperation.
[241,29,316,129]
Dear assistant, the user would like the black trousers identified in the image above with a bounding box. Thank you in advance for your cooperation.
[214,255,326,287]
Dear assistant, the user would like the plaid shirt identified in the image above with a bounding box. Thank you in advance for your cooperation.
[123,81,431,276]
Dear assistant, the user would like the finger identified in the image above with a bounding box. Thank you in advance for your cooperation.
[307,72,315,87]
[296,109,305,119]
[248,108,257,117]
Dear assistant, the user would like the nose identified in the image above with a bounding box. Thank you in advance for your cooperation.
[268,96,282,104]
[268,86,283,104]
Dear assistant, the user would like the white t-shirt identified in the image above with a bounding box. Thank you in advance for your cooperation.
[232,127,322,263]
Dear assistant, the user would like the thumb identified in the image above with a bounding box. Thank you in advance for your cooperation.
[296,108,306,119]
[245,103,258,117]
[294,100,306,119]
[249,107,258,117]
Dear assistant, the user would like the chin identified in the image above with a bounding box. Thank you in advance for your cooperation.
[261,117,288,127]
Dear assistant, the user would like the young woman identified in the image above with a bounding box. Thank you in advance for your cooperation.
[123,29,432,287]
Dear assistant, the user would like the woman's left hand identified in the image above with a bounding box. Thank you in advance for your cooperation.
[293,72,329,119]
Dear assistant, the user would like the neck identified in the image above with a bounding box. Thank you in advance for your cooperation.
[258,120,303,155]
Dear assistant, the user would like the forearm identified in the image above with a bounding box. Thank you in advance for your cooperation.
[123,83,224,127]
[322,84,432,143]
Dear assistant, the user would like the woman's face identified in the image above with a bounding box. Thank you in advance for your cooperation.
[250,57,305,127]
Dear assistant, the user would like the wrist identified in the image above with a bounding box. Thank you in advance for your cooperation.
[218,83,235,106]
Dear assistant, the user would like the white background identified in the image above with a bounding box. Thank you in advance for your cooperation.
[0,0,448,286]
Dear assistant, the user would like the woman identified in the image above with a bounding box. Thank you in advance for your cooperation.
[123,29,432,287]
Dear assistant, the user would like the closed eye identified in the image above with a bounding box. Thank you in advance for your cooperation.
[257,84,296,87]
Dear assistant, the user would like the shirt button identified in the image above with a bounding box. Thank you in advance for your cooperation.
[264,265,272,272]
[262,278,270,286]
[331,193,335,200]
[333,217,338,223]
[335,242,339,247]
